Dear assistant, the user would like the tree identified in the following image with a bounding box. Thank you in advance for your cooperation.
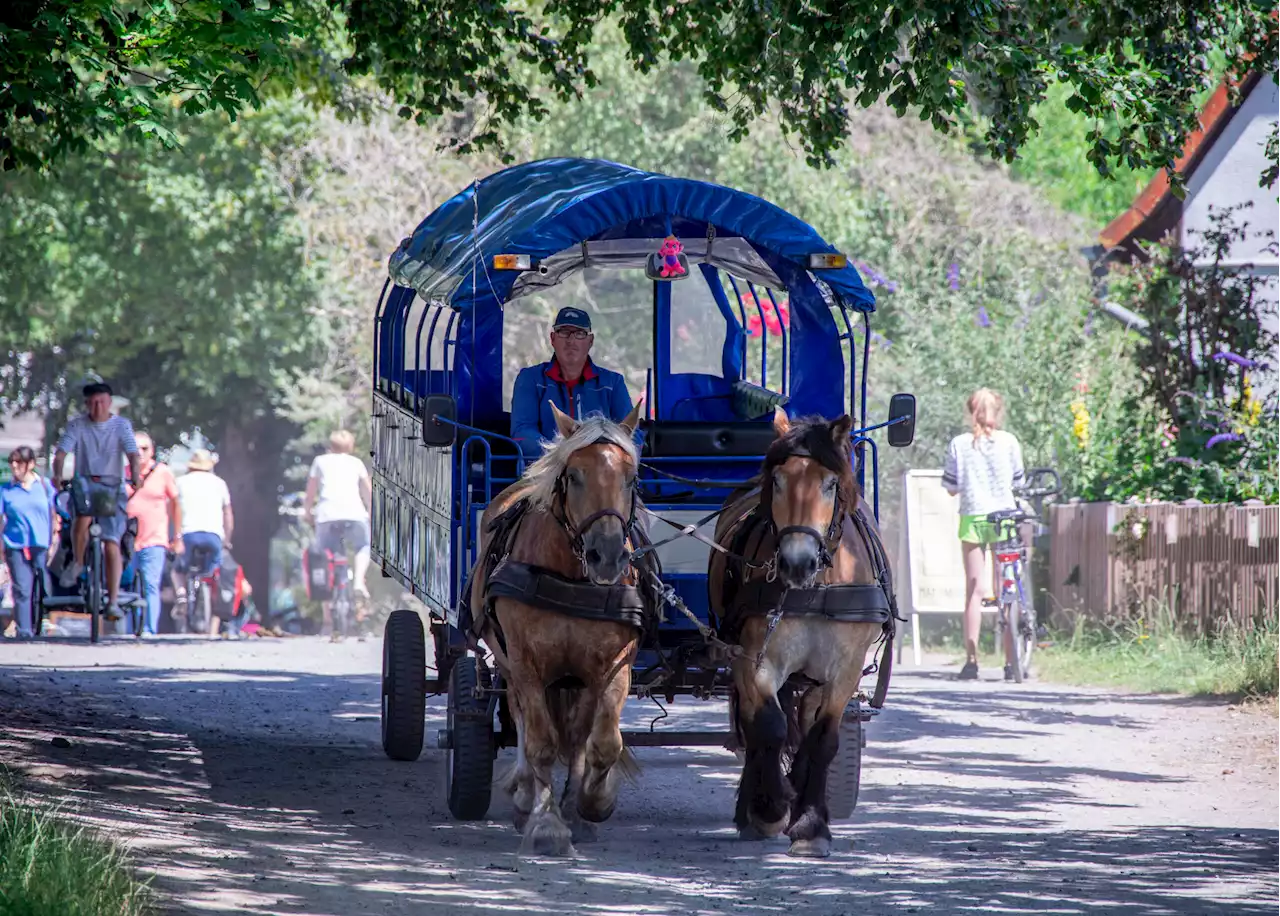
[3,2,1275,191]
[0,99,325,597]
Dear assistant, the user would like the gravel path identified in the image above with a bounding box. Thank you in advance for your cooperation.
[1,629,1275,915]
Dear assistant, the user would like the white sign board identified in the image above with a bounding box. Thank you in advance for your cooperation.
[899,469,992,665]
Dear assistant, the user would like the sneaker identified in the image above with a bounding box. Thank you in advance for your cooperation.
[1004,664,1015,682]
[59,561,84,589]
[103,603,122,622]
[957,661,979,680]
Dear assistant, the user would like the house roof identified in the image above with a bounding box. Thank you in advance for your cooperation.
[1099,70,1265,252]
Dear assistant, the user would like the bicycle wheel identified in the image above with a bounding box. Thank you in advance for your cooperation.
[1018,597,1036,680]
[333,585,350,639]
[87,535,103,644]
[1006,599,1024,684]
[189,580,209,635]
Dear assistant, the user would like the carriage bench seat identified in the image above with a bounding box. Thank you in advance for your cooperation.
[732,380,789,420]
[641,420,776,457]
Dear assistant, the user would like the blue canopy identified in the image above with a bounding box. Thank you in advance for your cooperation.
[389,158,875,311]
[380,158,875,425]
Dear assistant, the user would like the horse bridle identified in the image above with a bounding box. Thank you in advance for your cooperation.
[551,449,640,573]
[768,447,847,574]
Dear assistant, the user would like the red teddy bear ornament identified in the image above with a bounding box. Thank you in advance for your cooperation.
[657,235,687,278]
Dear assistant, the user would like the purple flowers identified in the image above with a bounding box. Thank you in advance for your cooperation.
[946,262,961,291]
[975,306,991,328]
[1212,351,1267,370]
[869,331,893,350]
[1205,432,1243,449]
[853,261,899,293]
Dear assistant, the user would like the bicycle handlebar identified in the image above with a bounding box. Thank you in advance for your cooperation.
[1015,467,1061,501]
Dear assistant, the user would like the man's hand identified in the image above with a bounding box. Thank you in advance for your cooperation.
[170,538,185,555]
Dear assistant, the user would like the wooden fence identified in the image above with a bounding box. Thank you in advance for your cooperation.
[1046,502,1279,634]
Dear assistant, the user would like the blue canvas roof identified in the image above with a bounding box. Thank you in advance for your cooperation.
[388,157,875,312]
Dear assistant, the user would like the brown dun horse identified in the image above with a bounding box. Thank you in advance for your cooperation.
[468,401,650,856]
[710,409,894,858]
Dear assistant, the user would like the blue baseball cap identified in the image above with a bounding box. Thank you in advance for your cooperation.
[553,307,592,331]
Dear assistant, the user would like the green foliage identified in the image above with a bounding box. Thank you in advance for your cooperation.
[1036,611,1279,698]
[0,776,151,916]
[1072,207,1279,504]
[0,100,322,445]
[3,2,1275,195]
[0,0,307,171]
[999,83,1155,226]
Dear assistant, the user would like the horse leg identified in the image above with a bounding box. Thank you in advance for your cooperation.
[733,660,793,839]
[513,680,574,857]
[786,680,854,859]
[578,654,634,826]
[504,698,533,832]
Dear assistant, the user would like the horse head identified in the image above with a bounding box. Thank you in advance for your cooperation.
[762,408,856,588]
[547,400,644,585]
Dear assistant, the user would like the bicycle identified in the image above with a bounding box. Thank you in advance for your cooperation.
[178,544,220,637]
[977,468,1061,684]
[40,486,141,642]
[309,520,363,640]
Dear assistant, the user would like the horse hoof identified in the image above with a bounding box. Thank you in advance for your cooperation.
[737,824,770,841]
[520,814,575,858]
[787,837,832,858]
[512,810,530,832]
[570,819,598,844]
[747,814,788,839]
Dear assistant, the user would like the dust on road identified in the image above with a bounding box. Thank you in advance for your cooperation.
[1,632,1275,915]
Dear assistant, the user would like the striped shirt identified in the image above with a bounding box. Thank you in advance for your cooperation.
[57,415,139,482]
[942,430,1025,517]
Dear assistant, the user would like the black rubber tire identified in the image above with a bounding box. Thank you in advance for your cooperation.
[188,582,210,636]
[88,538,102,644]
[381,609,426,761]
[1018,600,1036,680]
[446,655,494,821]
[827,703,864,820]
[333,587,351,639]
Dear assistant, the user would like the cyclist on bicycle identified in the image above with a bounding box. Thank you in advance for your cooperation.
[54,379,144,622]
[176,449,233,636]
[304,429,371,636]
[942,387,1025,681]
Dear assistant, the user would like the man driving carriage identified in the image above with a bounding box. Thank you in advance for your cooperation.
[509,306,634,457]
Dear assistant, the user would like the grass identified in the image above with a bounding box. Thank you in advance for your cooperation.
[0,776,151,916]
[1034,611,1279,699]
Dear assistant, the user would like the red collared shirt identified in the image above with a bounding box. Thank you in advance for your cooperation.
[545,358,597,403]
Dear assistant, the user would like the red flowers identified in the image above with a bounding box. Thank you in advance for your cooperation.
[742,292,789,337]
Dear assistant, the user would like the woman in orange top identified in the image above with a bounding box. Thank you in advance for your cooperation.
[126,432,182,635]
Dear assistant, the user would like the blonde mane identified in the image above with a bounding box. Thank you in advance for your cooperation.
[521,416,640,510]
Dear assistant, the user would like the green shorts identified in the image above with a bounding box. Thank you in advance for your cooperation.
[958,514,1000,545]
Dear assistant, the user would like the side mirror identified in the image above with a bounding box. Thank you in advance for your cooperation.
[645,252,691,281]
[420,394,457,447]
[887,393,916,448]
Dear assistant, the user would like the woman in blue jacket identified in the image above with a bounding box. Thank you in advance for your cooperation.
[510,306,635,458]
[1,446,57,639]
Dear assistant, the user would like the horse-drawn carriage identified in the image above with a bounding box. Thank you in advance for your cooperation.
[373,159,915,856]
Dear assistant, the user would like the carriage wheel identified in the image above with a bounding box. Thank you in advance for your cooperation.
[381,609,426,761]
[827,702,865,820]
[445,655,494,820]
[87,533,103,644]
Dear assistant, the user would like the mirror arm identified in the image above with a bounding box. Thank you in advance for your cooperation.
[849,415,909,437]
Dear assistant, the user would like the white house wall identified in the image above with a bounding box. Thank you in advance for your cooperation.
[1182,76,1280,267]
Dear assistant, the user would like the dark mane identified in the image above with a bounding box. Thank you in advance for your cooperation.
[760,414,859,514]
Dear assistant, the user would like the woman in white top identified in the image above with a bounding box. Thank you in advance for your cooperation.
[304,430,372,636]
[942,388,1024,681]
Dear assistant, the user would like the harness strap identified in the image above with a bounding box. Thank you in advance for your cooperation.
[486,558,647,629]
[731,580,893,622]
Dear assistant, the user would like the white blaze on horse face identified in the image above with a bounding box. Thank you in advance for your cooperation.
[772,457,837,530]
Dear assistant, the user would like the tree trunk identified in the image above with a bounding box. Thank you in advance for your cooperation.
[217,416,296,606]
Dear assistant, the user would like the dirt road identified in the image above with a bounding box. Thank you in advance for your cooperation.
[1,631,1275,915]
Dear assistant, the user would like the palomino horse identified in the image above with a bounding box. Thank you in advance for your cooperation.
[709,409,895,858]
[467,402,651,856]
